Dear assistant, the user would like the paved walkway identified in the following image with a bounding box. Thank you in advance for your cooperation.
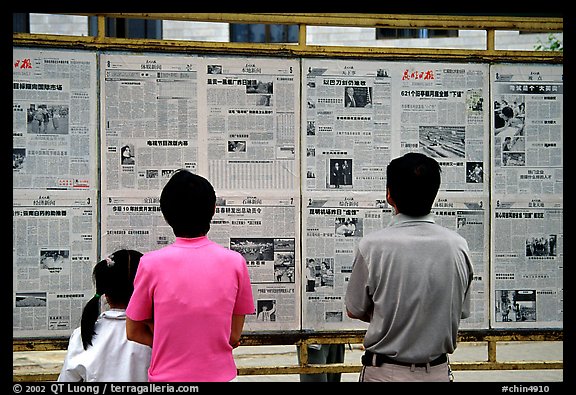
[14,341,563,382]
[233,342,563,382]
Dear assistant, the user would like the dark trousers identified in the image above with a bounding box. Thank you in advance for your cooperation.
[298,344,345,382]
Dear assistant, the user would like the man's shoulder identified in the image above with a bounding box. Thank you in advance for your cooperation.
[143,244,172,255]
[358,227,395,247]
[428,222,468,240]
[139,245,175,265]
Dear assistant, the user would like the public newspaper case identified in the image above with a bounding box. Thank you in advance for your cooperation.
[13,48,562,346]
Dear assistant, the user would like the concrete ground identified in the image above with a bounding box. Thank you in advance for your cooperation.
[14,341,563,382]
[233,342,563,382]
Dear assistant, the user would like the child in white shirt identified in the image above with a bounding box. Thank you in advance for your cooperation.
[58,249,151,382]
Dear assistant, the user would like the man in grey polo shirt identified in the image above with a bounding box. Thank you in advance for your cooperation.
[345,152,473,382]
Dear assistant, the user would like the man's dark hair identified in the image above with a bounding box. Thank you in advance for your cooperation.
[160,169,216,237]
[386,152,441,216]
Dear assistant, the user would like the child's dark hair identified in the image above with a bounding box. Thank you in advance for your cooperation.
[160,169,216,237]
[386,152,441,216]
[80,249,143,350]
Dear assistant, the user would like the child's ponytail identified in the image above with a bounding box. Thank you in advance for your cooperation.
[80,292,102,350]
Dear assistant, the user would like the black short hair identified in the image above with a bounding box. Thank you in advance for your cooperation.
[160,169,216,237]
[386,152,441,216]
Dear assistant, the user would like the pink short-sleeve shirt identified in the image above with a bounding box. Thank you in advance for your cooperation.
[126,236,255,382]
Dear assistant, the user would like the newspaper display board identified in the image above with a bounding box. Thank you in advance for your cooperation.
[301,59,491,330]
[490,64,563,328]
[13,190,98,338]
[13,48,98,190]
[12,46,562,339]
[100,53,302,332]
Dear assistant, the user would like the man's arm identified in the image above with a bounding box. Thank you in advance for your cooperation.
[229,314,246,348]
[346,307,372,323]
[126,317,154,347]
[344,250,373,323]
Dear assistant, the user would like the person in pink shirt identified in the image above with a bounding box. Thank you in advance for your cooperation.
[126,169,255,382]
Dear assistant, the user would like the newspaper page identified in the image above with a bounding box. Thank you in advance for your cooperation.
[13,190,98,338]
[491,198,563,328]
[433,194,489,329]
[491,64,563,196]
[302,59,489,194]
[101,192,301,331]
[101,53,200,192]
[302,194,390,331]
[302,193,488,330]
[394,62,489,193]
[210,194,300,331]
[101,194,173,255]
[201,56,300,192]
[13,48,98,190]
[303,59,391,192]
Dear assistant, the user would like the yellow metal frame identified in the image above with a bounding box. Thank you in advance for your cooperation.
[14,13,562,63]
[12,13,563,380]
[13,329,563,380]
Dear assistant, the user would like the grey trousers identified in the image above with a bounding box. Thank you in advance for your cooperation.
[359,361,450,382]
[298,344,345,382]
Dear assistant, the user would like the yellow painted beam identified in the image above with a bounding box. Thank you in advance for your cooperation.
[13,329,563,351]
[12,34,562,64]
[61,13,563,32]
[12,361,564,382]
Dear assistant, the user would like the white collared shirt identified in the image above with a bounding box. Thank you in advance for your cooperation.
[58,309,151,382]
